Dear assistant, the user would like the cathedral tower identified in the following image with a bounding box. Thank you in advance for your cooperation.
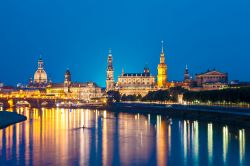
[64,69,71,93]
[106,48,115,91]
[157,41,168,88]
[64,69,71,85]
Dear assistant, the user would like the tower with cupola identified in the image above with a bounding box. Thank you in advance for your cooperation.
[157,41,168,88]
[64,69,71,93]
[106,48,115,91]
[34,56,48,84]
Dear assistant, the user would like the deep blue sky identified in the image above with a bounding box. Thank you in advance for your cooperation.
[0,0,250,87]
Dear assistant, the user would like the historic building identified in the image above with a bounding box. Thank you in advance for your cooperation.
[193,69,228,90]
[116,66,156,96]
[64,69,71,93]
[184,65,190,82]
[157,41,168,88]
[46,69,102,101]
[28,57,48,88]
[34,57,48,84]
[181,65,193,89]
[104,41,232,96]
[106,49,115,92]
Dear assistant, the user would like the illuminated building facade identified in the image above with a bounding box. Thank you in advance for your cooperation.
[191,69,228,90]
[195,69,228,87]
[46,69,102,101]
[157,41,168,88]
[11,89,46,97]
[106,49,115,92]
[116,66,156,96]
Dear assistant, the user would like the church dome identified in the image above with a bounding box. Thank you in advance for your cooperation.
[33,57,48,84]
[34,69,48,83]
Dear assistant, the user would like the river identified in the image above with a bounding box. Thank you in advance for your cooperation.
[0,108,249,166]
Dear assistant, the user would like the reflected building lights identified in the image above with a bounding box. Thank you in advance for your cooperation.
[168,124,171,156]
[239,129,245,164]
[183,120,187,163]
[25,117,30,164]
[0,108,249,165]
[95,110,98,128]
[156,115,166,166]
[103,110,107,119]
[207,123,213,164]
[192,121,199,166]
[102,112,108,166]
[223,126,229,163]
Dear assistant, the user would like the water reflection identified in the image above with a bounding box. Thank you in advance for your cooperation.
[239,129,245,164]
[0,108,249,166]
[192,121,199,165]
[223,126,229,163]
[208,123,213,165]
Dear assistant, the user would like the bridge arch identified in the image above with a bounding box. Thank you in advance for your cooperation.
[16,100,31,108]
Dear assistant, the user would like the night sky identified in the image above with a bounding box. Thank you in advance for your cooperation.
[0,0,250,87]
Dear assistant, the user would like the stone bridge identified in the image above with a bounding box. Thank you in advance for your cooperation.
[0,97,81,109]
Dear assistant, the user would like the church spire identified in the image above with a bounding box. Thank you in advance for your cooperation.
[122,68,124,75]
[161,40,164,54]
[184,64,190,81]
[160,41,165,64]
[108,48,112,55]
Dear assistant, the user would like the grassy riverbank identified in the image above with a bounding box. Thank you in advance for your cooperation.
[0,111,27,129]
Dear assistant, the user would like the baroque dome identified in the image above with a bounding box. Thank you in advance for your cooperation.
[34,69,48,83]
[33,57,48,84]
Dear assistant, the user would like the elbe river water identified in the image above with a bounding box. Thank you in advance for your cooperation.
[0,108,249,166]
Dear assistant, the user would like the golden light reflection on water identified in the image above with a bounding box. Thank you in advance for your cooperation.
[0,108,249,165]
[102,110,111,166]
[156,115,167,166]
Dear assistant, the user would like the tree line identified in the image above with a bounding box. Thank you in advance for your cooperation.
[183,87,250,103]
[107,86,187,102]
[107,87,250,104]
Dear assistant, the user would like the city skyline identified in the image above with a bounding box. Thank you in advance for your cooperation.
[0,45,236,87]
[0,44,247,87]
[1,0,250,87]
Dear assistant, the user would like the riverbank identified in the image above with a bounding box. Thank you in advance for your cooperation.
[0,111,27,129]
[105,102,250,126]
